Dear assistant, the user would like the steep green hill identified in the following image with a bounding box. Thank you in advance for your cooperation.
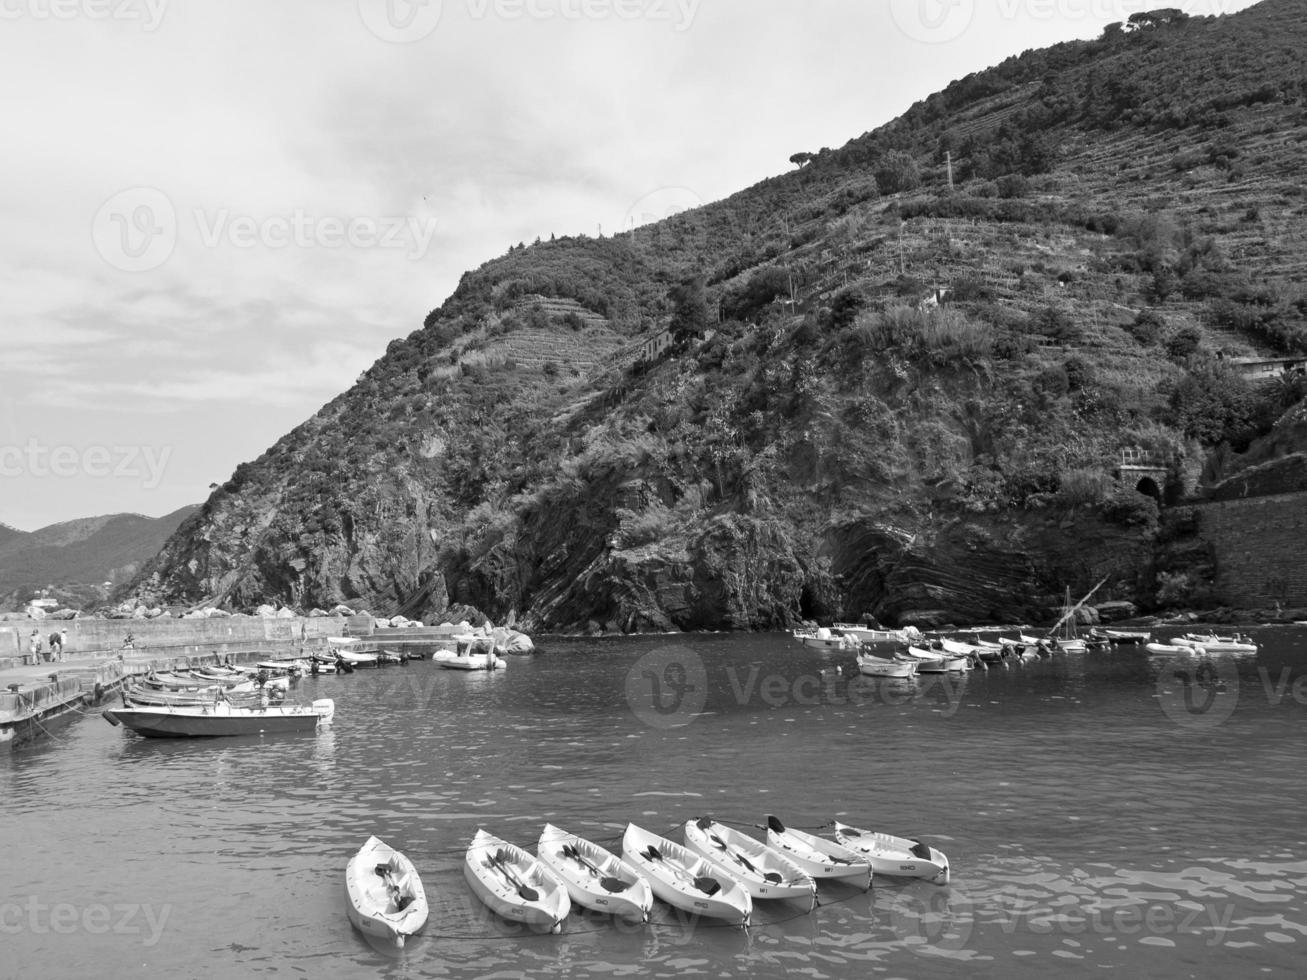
[130,1,1307,628]
[1,507,199,609]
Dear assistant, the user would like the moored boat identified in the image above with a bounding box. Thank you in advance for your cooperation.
[683,817,817,907]
[433,635,507,671]
[1146,641,1206,655]
[764,816,873,890]
[792,628,856,650]
[345,836,428,948]
[102,698,335,738]
[463,829,570,933]
[621,823,751,927]
[856,653,917,678]
[537,823,653,923]
[832,820,950,884]
[1181,632,1257,653]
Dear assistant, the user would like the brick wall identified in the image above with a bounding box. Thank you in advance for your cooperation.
[1196,492,1307,608]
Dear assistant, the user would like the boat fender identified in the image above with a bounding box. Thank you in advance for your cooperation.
[101,710,121,727]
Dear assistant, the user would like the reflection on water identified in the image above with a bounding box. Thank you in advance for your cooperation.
[1,629,1305,978]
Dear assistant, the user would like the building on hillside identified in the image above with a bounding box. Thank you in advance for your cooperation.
[1228,356,1307,382]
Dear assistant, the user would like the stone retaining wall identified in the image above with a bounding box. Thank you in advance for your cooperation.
[1196,491,1307,608]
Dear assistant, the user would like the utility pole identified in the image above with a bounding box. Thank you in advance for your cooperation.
[946,151,954,191]
[898,220,906,276]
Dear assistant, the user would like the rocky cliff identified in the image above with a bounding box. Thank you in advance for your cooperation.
[130,0,1307,628]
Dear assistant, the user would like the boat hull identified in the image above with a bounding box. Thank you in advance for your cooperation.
[764,817,873,889]
[537,824,653,923]
[102,700,333,738]
[832,821,950,884]
[464,830,570,933]
[345,836,428,948]
[683,819,817,904]
[622,824,751,926]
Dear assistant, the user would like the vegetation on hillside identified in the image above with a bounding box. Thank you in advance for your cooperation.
[131,0,1307,626]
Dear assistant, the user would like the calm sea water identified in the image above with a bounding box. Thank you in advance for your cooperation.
[3,628,1306,980]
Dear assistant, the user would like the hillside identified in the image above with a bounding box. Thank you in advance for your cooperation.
[0,507,199,610]
[130,1,1307,629]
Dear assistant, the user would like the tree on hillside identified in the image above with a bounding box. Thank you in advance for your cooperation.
[789,152,814,169]
[1127,9,1189,31]
[669,276,710,343]
[875,151,921,194]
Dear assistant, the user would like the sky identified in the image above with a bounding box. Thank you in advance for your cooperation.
[0,0,1261,531]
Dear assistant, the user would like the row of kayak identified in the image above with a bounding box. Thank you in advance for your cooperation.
[345,816,951,947]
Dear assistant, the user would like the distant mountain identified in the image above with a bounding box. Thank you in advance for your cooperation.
[132,0,1307,627]
[0,506,199,609]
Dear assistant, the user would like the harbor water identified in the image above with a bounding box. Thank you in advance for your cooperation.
[3,628,1306,979]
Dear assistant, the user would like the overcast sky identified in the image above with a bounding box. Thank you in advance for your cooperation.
[0,0,1258,531]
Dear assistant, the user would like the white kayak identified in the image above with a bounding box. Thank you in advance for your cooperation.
[764,816,873,890]
[683,818,817,907]
[344,836,428,948]
[537,824,653,923]
[463,829,570,933]
[622,823,752,927]
[832,820,950,884]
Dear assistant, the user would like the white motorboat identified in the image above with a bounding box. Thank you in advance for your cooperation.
[763,816,873,890]
[856,652,917,678]
[621,823,751,927]
[832,820,950,884]
[345,836,428,948]
[537,824,653,923]
[433,635,507,671]
[1181,632,1257,653]
[463,829,570,933]
[793,628,856,650]
[683,817,817,907]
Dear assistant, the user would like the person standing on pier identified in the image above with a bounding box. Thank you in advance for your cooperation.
[29,630,43,664]
[48,630,65,662]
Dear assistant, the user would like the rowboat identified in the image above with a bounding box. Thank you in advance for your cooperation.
[832,820,950,884]
[904,646,971,672]
[1094,628,1152,644]
[763,816,872,890]
[683,817,817,907]
[102,698,335,738]
[537,824,653,923]
[621,823,751,927]
[433,636,506,671]
[856,653,917,678]
[334,650,380,667]
[792,628,856,650]
[345,836,428,948]
[1181,632,1257,653]
[463,829,570,933]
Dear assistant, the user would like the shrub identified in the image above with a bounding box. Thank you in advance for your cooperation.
[995,174,1031,199]
[1058,467,1111,506]
[1164,326,1202,359]
[1127,310,1164,345]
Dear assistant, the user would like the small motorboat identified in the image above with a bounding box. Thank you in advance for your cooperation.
[904,646,971,673]
[1181,632,1258,653]
[763,816,872,890]
[345,836,428,948]
[1146,640,1206,655]
[433,635,507,671]
[832,820,950,884]
[793,627,857,650]
[856,653,917,678]
[622,823,751,927]
[537,824,653,923]
[683,817,817,907]
[463,829,570,933]
[102,698,335,738]
[334,650,380,667]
